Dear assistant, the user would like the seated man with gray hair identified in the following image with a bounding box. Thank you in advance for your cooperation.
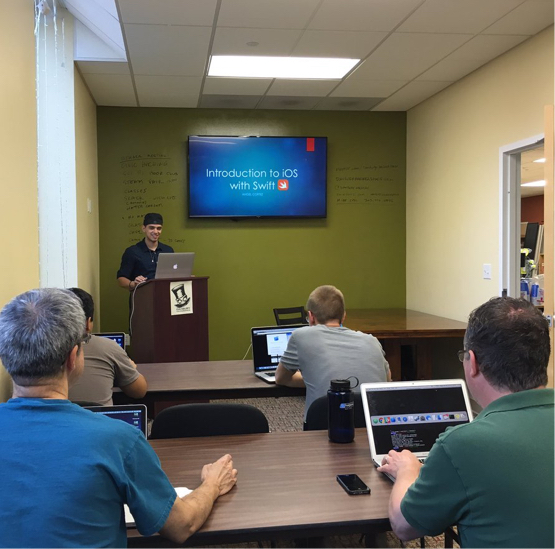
[0,288,237,547]
[275,284,391,421]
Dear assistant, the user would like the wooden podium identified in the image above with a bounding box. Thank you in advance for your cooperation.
[130,277,209,363]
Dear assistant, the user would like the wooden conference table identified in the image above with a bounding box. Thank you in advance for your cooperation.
[114,308,466,415]
[127,428,391,547]
[113,360,305,417]
[345,308,467,380]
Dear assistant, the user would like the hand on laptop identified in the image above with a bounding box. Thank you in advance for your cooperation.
[378,450,421,481]
[201,454,238,496]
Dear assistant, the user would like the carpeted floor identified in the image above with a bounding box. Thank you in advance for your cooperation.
[200,396,457,549]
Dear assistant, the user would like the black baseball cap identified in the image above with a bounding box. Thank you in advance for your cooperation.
[143,213,163,226]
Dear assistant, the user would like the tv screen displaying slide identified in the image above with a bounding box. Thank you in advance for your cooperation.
[188,136,327,218]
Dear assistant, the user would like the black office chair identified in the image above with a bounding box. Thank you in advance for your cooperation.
[273,306,308,326]
[303,393,366,431]
[150,403,270,439]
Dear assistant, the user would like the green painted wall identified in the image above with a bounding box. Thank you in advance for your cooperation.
[97,107,406,360]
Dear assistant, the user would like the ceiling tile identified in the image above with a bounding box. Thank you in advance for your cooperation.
[218,0,319,29]
[211,27,302,56]
[331,77,407,98]
[82,73,137,106]
[118,0,217,25]
[257,96,322,110]
[199,95,262,109]
[124,24,212,76]
[372,81,451,111]
[359,32,472,80]
[397,0,522,34]
[417,34,528,81]
[266,79,338,97]
[77,61,131,75]
[308,0,424,32]
[135,75,202,107]
[203,77,272,95]
[484,0,554,35]
[292,30,388,58]
[315,96,384,110]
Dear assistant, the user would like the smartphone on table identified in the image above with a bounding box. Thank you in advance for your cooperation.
[336,474,370,495]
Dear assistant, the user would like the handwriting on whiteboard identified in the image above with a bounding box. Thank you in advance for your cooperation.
[334,164,400,205]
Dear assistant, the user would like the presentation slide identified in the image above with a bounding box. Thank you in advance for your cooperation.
[188,136,327,217]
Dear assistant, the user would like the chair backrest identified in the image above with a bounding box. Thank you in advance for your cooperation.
[150,403,270,439]
[304,392,366,431]
[273,306,308,326]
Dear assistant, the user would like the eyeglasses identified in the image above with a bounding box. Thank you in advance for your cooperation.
[457,349,468,363]
[82,333,91,345]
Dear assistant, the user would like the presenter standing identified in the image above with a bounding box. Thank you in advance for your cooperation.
[117,213,174,291]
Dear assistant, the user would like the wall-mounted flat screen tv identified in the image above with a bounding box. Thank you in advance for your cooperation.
[188,136,327,218]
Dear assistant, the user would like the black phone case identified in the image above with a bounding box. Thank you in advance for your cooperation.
[336,475,370,495]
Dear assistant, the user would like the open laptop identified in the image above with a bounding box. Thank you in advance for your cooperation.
[155,252,195,279]
[84,404,148,438]
[251,325,306,383]
[361,379,473,479]
[93,332,125,349]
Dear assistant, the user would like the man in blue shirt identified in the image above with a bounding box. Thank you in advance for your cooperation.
[0,288,237,548]
[379,297,554,548]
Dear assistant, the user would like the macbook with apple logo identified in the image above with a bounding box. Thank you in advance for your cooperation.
[155,252,195,279]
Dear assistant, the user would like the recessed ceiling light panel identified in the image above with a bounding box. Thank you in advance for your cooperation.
[208,56,360,80]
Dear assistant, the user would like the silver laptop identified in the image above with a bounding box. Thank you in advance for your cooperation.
[155,252,195,279]
[361,379,473,479]
[84,404,148,438]
[251,325,305,383]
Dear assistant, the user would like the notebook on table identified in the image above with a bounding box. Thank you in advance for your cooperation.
[155,252,195,279]
[84,404,148,438]
[360,379,473,480]
[251,325,305,383]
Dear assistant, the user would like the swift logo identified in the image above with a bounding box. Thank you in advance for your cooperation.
[278,179,289,191]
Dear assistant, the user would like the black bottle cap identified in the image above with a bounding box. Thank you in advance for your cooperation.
[330,379,351,391]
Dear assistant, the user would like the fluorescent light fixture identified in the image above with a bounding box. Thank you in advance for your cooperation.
[533,158,546,163]
[208,56,360,80]
[521,180,546,187]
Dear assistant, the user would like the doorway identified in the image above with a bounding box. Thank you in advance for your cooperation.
[520,145,546,303]
[500,134,544,298]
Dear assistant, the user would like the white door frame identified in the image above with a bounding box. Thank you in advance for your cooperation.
[499,133,544,297]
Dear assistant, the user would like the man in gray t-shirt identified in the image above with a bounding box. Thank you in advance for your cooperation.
[68,288,147,405]
[275,285,390,420]
[69,334,145,405]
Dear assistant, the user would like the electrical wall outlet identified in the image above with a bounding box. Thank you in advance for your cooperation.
[483,264,492,280]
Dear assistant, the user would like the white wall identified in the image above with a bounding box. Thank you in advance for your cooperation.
[406,26,554,322]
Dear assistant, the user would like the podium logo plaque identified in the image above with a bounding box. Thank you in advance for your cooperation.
[170,281,193,315]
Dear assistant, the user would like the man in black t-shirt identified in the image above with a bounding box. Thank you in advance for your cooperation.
[117,213,174,291]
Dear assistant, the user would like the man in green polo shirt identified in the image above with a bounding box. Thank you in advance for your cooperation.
[379,297,554,548]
